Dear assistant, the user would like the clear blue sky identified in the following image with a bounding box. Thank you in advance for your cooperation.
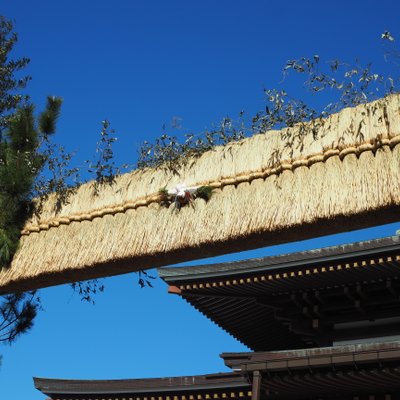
[1,1,400,399]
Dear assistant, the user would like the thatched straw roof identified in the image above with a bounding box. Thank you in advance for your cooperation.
[1,95,400,293]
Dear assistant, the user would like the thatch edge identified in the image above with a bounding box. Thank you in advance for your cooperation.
[21,134,400,236]
[5,205,400,293]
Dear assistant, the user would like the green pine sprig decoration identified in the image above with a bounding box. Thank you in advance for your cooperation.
[194,186,212,202]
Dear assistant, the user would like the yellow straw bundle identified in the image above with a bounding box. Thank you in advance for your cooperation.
[1,94,400,293]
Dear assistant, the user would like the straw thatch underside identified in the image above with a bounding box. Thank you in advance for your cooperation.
[1,95,400,293]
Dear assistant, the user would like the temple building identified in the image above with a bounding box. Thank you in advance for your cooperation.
[35,235,400,400]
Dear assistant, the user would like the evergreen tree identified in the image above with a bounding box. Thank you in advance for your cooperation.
[0,16,30,135]
[0,17,62,349]
[0,97,62,267]
[0,15,110,352]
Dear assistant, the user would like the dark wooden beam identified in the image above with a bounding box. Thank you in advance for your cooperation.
[301,291,315,307]
[251,371,261,400]
[257,281,400,311]
[386,278,399,299]
[333,321,400,341]
[356,284,367,301]
[283,319,333,346]
[276,303,400,325]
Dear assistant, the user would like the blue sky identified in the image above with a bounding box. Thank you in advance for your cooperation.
[1,1,400,399]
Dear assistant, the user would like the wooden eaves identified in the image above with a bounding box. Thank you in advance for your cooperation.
[34,342,400,400]
[221,341,400,399]
[34,373,252,400]
[159,236,400,351]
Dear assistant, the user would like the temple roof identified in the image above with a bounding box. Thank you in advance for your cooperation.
[160,235,400,351]
[35,342,400,400]
[222,341,400,399]
[222,340,400,371]
[159,235,400,281]
[34,373,251,399]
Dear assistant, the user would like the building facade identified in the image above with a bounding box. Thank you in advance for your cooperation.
[35,236,400,400]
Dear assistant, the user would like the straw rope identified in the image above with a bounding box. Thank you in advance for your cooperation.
[20,134,400,236]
